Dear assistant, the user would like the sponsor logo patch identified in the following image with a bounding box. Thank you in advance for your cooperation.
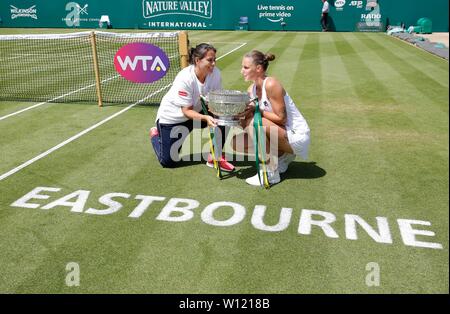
[178,90,189,97]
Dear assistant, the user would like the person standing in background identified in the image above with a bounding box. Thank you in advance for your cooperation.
[321,0,329,32]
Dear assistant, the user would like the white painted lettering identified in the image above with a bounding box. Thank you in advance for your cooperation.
[40,190,90,213]
[9,186,443,250]
[201,201,246,226]
[251,205,292,232]
[10,186,60,209]
[128,195,166,218]
[156,198,198,222]
[298,209,339,238]
[345,215,392,244]
[397,219,443,249]
[84,193,130,215]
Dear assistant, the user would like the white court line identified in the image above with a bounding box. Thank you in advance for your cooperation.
[206,41,247,45]
[0,53,81,61]
[0,55,180,122]
[0,75,120,122]
[0,87,168,182]
[0,55,25,62]
[0,43,247,182]
[216,42,247,58]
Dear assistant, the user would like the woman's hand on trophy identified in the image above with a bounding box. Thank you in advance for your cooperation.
[236,104,254,128]
[242,103,255,119]
[205,115,218,128]
[245,99,256,108]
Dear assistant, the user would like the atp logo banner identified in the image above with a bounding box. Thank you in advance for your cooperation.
[114,42,170,84]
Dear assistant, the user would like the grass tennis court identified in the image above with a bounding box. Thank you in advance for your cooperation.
[0,29,448,293]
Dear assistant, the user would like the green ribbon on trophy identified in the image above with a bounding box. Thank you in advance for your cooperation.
[252,98,270,189]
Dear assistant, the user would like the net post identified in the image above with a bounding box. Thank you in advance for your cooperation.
[90,31,103,107]
[178,31,189,69]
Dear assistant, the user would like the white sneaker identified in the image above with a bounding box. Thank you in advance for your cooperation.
[245,169,281,186]
[278,153,296,174]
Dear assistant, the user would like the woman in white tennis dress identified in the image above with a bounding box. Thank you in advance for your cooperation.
[232,50,310,186]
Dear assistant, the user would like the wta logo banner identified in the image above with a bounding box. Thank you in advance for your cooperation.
[114,42,170,84]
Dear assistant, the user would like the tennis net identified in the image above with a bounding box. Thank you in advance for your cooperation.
[0,31,188,105]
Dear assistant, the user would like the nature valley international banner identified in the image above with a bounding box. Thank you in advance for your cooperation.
[140,0,215,29]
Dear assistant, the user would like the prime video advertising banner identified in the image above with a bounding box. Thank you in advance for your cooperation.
[139,0,363,30]
[1,0,448,31]
[138,0,449,31]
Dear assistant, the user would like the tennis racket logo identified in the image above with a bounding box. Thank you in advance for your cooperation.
[114,42,170,83]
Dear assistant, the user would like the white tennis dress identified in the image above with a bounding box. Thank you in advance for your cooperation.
[252,77,310,160]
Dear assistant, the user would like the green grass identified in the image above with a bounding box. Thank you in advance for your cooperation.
[0,29,448,293]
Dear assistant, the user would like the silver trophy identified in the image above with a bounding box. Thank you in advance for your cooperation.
[205,90,250,126]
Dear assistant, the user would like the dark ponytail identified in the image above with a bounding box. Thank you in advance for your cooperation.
[244,50,276,71]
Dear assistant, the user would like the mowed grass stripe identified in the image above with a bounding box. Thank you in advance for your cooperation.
[219,34,338,293]
[313,33,447,293]
[349,33,449,136]
[307,34,402,293]
[305,33,340,217]
[0,101,46,117]
[360,34,448,111]
[241,33,302,92]
[0,107,175,292]
[332,33,399,108]
[0,209,101,292]
[0,31,447,293]
[329,34,447,237]
[276,32,309,93]
[0,39,244,182]
[316,33,354,105]
[0,106,258,292]
[266,32,307,93]
[18,103,327,292]
[219,32,293,89]
[0,103,123,174]
[0,100,444,293]
[290,33,322,105]
[324,33,406,208]
[189,30,243,44]
[383,34,449,75]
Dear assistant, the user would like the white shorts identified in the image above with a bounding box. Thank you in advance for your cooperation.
[287,129,310,160]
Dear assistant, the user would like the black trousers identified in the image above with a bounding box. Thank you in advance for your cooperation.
[151,119,228,168]
[321,13,328,31]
